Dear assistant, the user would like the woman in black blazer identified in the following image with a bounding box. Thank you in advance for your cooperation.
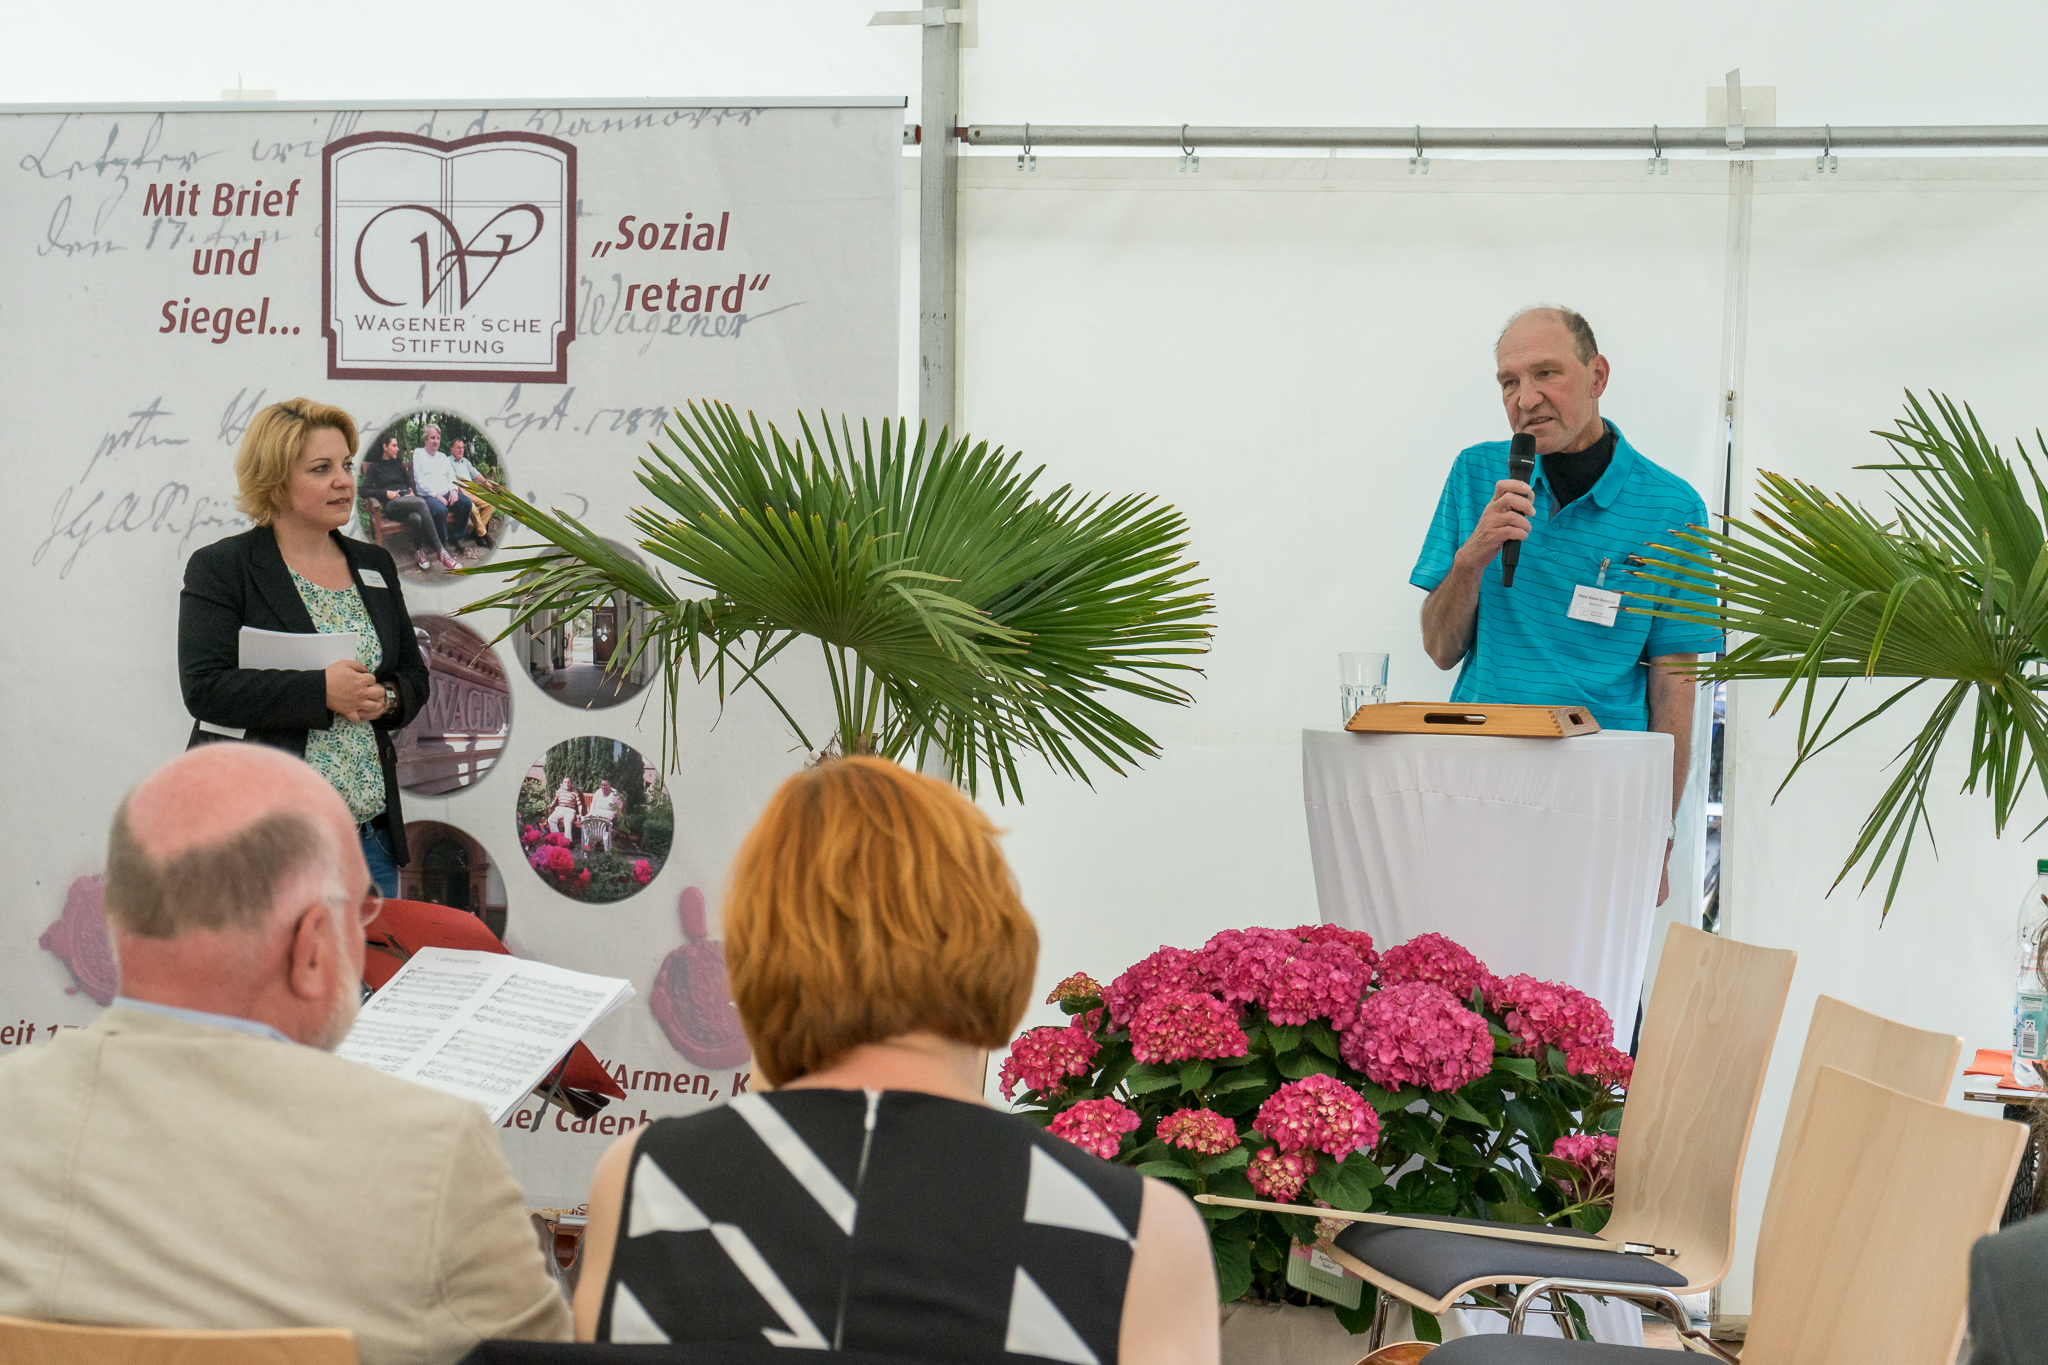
[180,399,431,896]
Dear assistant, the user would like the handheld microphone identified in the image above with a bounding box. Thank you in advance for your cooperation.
[1502,432,1536,588]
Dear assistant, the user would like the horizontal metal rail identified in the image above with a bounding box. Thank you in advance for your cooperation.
[963,123,2048,151]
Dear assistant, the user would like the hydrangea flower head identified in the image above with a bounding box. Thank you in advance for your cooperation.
[1156,1107,1240,1157]
[1485,975,1614,1057]
[1103,946,1207,1027]
[1549,1133,1619,1204]
[1199,927,1372,1029]
[1253,1074,1380,1160]
[1340,981,1495,1092]
[1566,1044,1635,1091]
[1128,991,1250,1064]
[999,1022,1102,1101]
[1378,933,1490,1001]
[1294,923,1379,966]
[1047,1098,1140,1160]
[1246,1146,1317,1201]
[1046,972,1105,1005]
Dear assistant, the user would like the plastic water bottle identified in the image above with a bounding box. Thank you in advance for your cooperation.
[2015,859,2048,1088]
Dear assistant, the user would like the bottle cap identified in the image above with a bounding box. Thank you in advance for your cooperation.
[2038,858,2048,876]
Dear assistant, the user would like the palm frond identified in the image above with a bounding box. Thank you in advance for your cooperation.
[457,403,1215,801]
[1630,390,2048,917]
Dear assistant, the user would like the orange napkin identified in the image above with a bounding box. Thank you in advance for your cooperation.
[1966,1047,2042,1092]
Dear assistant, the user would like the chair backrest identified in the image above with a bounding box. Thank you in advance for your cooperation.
[1745,1067,2025,1365]
[1605,924,1796,1289]
[1756,994,1961,1251]
[0,1315,356,1365]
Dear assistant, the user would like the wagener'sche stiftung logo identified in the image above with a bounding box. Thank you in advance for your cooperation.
[323,131,576,383]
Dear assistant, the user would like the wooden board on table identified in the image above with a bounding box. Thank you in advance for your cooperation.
[1344,701,1601,738]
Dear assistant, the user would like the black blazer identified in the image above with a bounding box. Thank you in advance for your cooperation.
[179,526,431,865]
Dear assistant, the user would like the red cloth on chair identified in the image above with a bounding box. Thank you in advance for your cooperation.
[364,898,626,1101]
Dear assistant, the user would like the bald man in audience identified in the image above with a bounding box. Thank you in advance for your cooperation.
[0,745,570,1364]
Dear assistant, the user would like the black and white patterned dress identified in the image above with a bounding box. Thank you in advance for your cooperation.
[599,1089,1145,1363]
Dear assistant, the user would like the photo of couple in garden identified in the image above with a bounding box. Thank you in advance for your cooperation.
[356,410,508,579]
[517,736,674,903]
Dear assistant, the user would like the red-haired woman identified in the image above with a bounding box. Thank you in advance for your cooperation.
[572,757,1219,1364]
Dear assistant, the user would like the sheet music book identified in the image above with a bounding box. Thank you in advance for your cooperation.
[337,947,634,1123]
[239,625,361,671]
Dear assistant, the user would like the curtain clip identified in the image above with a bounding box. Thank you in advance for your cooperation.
[1017,121,1035,172]
[1179,124,1199,173]
[1647,125,1667,176]
[1817,124,1838,175]
[1409,125,1429,175]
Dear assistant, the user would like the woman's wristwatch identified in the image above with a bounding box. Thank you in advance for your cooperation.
[380,683,398,718]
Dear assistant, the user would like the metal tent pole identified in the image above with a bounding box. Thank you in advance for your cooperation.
[960,123,2048,152]
[919,14,961,436]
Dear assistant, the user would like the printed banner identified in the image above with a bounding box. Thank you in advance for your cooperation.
[2,100,901,1205]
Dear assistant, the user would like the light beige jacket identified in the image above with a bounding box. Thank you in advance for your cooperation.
[0,1008,572,1365]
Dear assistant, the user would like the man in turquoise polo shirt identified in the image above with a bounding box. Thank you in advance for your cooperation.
[1412,306,1720,904]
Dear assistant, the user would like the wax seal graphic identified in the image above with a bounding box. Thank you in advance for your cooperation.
[41,875,118,1005]
[650,886,751,1068]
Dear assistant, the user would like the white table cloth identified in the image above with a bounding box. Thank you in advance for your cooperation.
[1301,727,1672,1045]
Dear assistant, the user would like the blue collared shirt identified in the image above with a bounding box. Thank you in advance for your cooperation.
[110,996,294,1045]
[1410,420,1722,731]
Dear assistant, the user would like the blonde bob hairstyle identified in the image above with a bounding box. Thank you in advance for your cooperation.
[234,398,360,525]
[724,757,1038,1087]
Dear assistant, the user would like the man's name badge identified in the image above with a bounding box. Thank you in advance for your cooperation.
[1567,583,1622,627]
[357,569,389,589]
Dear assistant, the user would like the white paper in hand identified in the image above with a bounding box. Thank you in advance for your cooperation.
[239,626,360,670]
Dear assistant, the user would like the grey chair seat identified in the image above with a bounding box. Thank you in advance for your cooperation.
[1429,1335,1671,1363]
[1332,1215,1689,1302]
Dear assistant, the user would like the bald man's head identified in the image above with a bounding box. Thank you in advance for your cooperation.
[108,745,361,939]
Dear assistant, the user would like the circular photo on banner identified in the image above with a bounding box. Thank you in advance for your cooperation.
[395,616,511,796]
[511,545,659,710]
[517,736,674,903]
[356,409,509,582]
[400,820,509,940]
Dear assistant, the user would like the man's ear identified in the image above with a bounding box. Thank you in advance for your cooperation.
[287,899,340,1002]
[1589,354,1611,399]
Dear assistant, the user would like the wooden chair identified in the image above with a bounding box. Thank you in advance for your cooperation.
[1330,925,1797,1351]
[1755,994,1962,1253]
[1417,1066,2026,1363]
[0,1315,355,1365]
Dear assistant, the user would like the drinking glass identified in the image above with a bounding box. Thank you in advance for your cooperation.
[1338,652,1390,726]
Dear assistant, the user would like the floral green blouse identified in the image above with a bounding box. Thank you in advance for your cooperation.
[291,569,387,822]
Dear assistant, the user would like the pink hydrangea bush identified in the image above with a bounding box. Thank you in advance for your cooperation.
[1377,932,1490,1001]
[1000,1021,1102,1101]
[1340,981,1495,1092]
[1156,1107,1240,1156]
[1047,1098,1140,1159]
[1014,927,1633,1310]
[1252,1074,1380,1160]
[1128,990,1249,1064]
[1485,975,1615,1057]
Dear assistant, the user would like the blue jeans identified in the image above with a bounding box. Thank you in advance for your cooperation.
[360,824,399,898]
[426,493,475,549]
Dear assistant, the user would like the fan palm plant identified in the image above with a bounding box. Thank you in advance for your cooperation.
[458,402,1214,801]
[1635,392,2048,915]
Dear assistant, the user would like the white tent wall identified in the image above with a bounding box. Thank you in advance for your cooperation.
[1715,157,2048,1313]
